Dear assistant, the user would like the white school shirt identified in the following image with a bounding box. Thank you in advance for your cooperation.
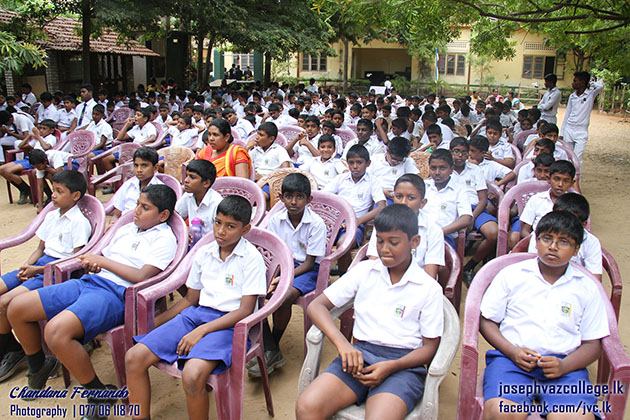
[250,143,292,177]
[323,171,385,218]
[477,159,512,184]
[270,114,297,126]
[57,108,77,129]
[113,175,164,213]
[516,161,535,184]
[301,156,347,189]
[480,258,609,356]
[524,146,568,162]
[468,111,485,126]
[367,209,445,269]
[424,177,473,228]
[175,188,223,236]
[36,150,71,178]
[527,231,602,275]
[154,114,172,129]
[233,118,255,141]
[419,123,454,147]
[537,87,562,124]
[35,205,92,258]
[341,135,385,161]
[368,153,419,191]
[99,222,177,288]
[500,112,517,128]
[266,207,327,264]
[489,140,514,163]
[11,113,35,136]
[167,126,198,148]
[86,119,114,149]
[76,99,96,127]
[523,134,540,150]
[233,102,245,118]
[520,189,554,231]
[37,103,60,123]
[126,123,157,144]
[186,237,267,311]
[29,133,57,151]
[324,258,443,349]
[22,92,37,106]
[451,161,486,206]
[561,82,604,132]
[294,134,320,165]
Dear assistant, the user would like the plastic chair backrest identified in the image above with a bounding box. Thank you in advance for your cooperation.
[514,129,537,151]
[56,129,93,153]
[107,107,134,124]
[278,125,305,145]
[256,168,319,208]
[334,128,357,148]
[211,177,266,226]
[155,173,183,198]
[509,143,522,166]
[486,181,504,206]
[231,128,243,145]
[457,254,630,420]
[245,132,288,148]
[66,130,96,175]
[346,124,358,135]
[556,141,581,178]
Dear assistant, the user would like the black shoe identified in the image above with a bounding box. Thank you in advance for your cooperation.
[463,269,475,288]
[247,349,286,378]
[23,355,60,400]
[17,191,30,205]
[101,187,115,195]
[80,384,119,420]
[0,350,27,382]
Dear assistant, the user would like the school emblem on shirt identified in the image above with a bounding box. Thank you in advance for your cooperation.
[324,170,330,176]
[466,180,472,186]
[264,159,269,165]
[560,302,572,317]
[225,275,235,287]
[299,242,307,251]
[58,233,63,242]
[357,192,364,199]
[392,168,398,175]
[440,203,447,210]
[131,241,140,250]
[394,304,406,318]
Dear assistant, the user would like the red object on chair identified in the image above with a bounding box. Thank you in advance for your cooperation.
[212,177,266,226]
[259,190,357,352]
[135,227,294,420]
[456,254,630,420]
[50,211,188,388]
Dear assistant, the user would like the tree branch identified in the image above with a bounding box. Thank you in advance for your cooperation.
[565,22,626,33]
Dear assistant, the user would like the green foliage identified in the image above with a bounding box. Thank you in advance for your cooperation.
[0,30,46,73]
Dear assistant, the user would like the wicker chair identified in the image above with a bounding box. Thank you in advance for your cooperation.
[158,146,195,182]
[256,168,318,207]
[409,149,431,179]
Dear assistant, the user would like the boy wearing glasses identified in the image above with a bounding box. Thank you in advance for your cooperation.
[368,136,419,204]
[481,210,608,419]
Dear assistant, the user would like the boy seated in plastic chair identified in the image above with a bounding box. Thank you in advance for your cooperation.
[296,204,443,420]
[480,210,609,419]
[6,184,178,412]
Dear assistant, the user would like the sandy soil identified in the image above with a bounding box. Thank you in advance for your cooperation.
[0,106,629,419]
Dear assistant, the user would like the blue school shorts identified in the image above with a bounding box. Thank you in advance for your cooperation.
[13,158,33,170]
[444,234,456,249]
[336,223,365,249]
[1,255,58,292]
[483,350,600,418]
[134,306,233,374]
[510,216,521,233]
[292,262,320,295]
[324,340,427,414]
[113,152,119,161]
[261,184,270,196]
[386,197,394,206]
[472,204,498,231]
[37,274,126,343]
[92,149,105,156]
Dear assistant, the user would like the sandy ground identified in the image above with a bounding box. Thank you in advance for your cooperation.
[0,106,629,419]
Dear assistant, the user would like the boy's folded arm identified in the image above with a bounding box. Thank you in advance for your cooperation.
[94,256,161,284]
[24,240,46,267]
[495,171,516,187]
[383,336,441,375]
[357,200,386,226]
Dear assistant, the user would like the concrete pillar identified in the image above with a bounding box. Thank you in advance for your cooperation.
[44,52,61,92]
[213,50,224,80]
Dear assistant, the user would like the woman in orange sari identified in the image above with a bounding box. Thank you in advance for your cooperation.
[196,118,251,178]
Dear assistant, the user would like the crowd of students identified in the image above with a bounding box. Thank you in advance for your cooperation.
[0,71,614,420]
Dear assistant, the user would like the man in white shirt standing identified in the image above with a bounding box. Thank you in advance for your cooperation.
[560,71,604,165]
[304,78,319,94]
[75,84,97,130]
[21,83,37,106]
[537,73,562,124]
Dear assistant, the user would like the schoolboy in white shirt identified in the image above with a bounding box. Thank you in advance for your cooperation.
[368,136,419,203]
[155,104,173,129]
[517,152,554,185]
[176,159,222,236]
[341,119,384,160]
[116,108,157,145]
[165,114,199,148]
[224,107,255,141]
[85,105,114,153]
[36,92,59,123]
[485,120,515,169]
[296,204,443,420]
[481,211,609,419]
[247,122,292,181]
[468,136,516,188]
[287,116,322,165]
[301,135,347,189]
[57,96,77,134]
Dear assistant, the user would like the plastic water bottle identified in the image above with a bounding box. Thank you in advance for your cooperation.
[189,218,203,249]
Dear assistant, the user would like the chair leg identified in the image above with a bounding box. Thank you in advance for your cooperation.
[6,181,13,203]
[256,349,275,417]
[62,365,71,388]
[339,308,354,342]
[110,333,128,388]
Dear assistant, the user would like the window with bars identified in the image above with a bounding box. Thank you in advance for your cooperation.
[437,54,465,76]
[234,53,255,68]
[302,54,327,72]
[522,55,556,79]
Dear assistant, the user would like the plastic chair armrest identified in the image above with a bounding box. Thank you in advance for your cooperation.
[52,259,83,285]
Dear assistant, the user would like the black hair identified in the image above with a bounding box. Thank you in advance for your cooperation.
[535,210,584,246]
[460,103,471,117]
[39,119,57,130]
[429,149,453,167]
[186,159,217,184]
[449,136,469,150]
[62,95,76,104]
[208,118,232,142]
[470,135,489,152]
[485,120,502,133]
[192,105,203,114]
[0,110,12,125]
[133,146,159,165]
[304,115,320,126]
[212,95,223,105]
[216,195,252,226]
[356,118,373,131]
[528,108,541,122]
[141,184,176,220]
[346,144,370,162]
[396,107,411,119]
[518,109,530,118]
[40,92,53,102]
[553,192,590,223]
[544,73,558,84]
[438,104,451,115]
[549,160,576,179]
[426,124,442,136]
[391,118,407,131]
[374,203,418,240]
[573,71,591,84]
[441,117,455,130]
[258,121,278,139]
[179,114,192,126]
[80,83,94,92]
[281,172,311,197]
[535,138,556,153]
[92,104,105,115]
[422,111,437,123]
[534,152,555,168]
[51,169,87,199]
[288,108,300,119]
[387,136,411,158]
[22,82,32,90]
[410,107,422,117]
[394,173,426,199]
[540,123,559,135]
[29,149,47,165]
[318,134,336,147]
[364,103,377,114]
[322,120,336,131]
[136,107,151,120]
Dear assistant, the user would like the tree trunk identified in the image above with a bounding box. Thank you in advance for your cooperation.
[343,39,349,92]
[81,0,92,83]
[196,33,204,87]
[264,52,271,85]
[202,32,215,86]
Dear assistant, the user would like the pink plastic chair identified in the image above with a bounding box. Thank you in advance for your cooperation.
[106,107,134,138]
[278,125,305,146]
[0,195,105,280]
[505,159,531,190]
[346,123,358,135]
[260,190,357,348]
[245,132,288,148]
[87,143,141,194]
[456,254,630,420]
[135,227,294,420]
[211,177,266,226]
[556,141,582,181]
[64,131,96,180]
[334,128,358,148]
[509,143,522,167]
[231,128,243,145]
[443,242,464,314]
[51,211,188,388]
[514,129,537,151]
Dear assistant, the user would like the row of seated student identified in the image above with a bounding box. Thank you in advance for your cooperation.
[0,161,610,420]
